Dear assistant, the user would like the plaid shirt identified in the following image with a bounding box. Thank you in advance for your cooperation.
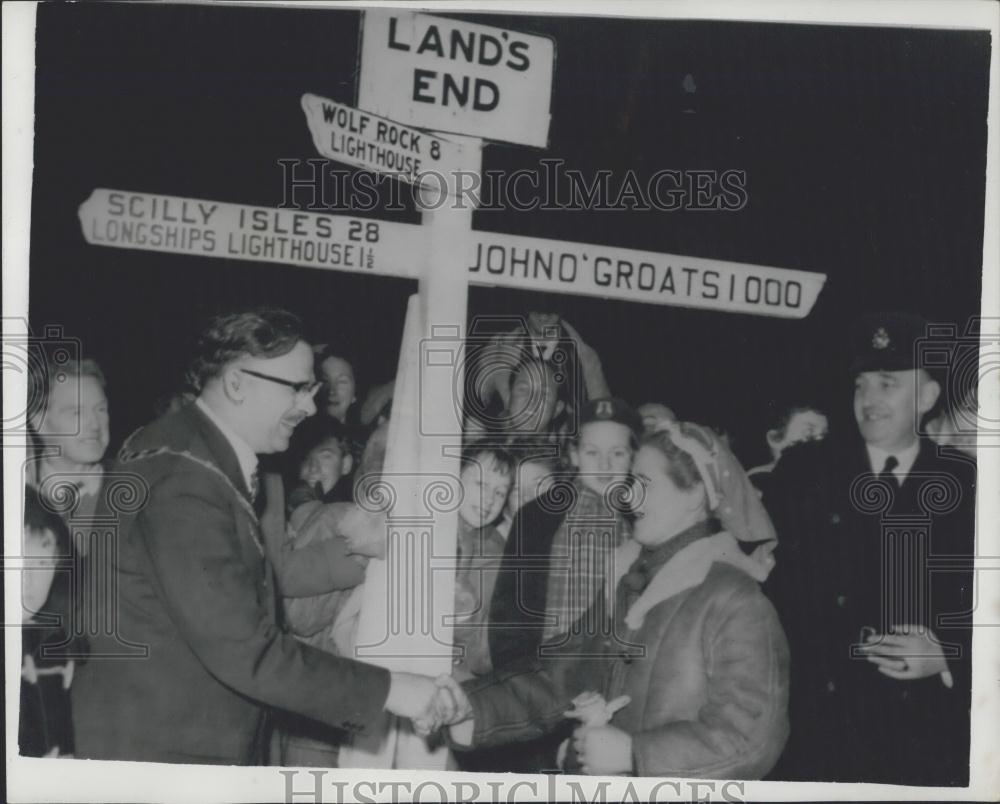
[542,478,632,641]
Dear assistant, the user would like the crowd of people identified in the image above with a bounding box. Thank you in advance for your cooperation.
[20,307,976,785]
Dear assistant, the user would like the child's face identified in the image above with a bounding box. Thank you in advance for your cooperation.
[22,526,58,618]
[505,460,555,520]
[570,421,634,497]
[319,356,356,422]
[507,364,559,433]
[458,455,511,528]
[299,438,350,494]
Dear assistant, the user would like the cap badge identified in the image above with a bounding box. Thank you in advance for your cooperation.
[872,327,891,350]
[596,400,613,418]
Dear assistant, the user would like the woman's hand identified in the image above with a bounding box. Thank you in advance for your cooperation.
[564,691,631,726]
[572,724,633,775]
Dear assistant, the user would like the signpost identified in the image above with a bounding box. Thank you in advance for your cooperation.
[301,93,472,189]
[75,7,830,772]
[78,189,826,318]
[357,10,555,148]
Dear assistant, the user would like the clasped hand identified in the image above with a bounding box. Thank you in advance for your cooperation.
[415,674,473,737]
[385,672,472,737]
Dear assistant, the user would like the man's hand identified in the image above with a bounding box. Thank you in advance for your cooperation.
[385,672,439,721]
[572,724,633,775]
[408,674,474,737]
[860,624,950,682]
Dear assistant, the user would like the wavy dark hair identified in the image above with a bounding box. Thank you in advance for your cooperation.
[460,440,516,479]
[184,308,305,393]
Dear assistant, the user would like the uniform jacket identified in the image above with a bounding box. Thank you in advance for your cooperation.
[463,527,790,779]
[763,436,975,785]
[71,403,390,765]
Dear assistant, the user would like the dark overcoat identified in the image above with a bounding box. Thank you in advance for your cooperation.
[763,436,975,785]
[71,404,390,764]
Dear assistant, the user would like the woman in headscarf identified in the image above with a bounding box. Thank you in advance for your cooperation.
[441,420,790,779]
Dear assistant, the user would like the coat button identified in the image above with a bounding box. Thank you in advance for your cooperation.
[837,595,846,607]
[829,513,841,525]
[826,681,836,693]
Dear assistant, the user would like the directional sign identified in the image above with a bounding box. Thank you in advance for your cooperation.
[468,230,826,318]
[78,188,826,318]
[357,10,555,148]
[77,188,422,279]
[301,93,472,190]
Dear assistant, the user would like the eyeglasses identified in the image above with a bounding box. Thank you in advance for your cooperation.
[240,368,321,397]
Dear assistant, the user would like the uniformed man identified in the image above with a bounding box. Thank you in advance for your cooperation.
[763,311,976,785]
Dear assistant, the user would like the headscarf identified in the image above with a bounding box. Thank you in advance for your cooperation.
[615,419,779,630]
[650,418,777,571]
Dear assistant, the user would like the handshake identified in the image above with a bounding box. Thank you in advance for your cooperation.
[385,672,473,739]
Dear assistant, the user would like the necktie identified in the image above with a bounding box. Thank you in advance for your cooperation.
[248,469,260,504]
[879,455,899,485]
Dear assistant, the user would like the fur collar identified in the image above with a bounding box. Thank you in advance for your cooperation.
[614,532,772,631]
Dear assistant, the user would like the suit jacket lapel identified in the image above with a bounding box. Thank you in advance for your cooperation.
[183,404,255,504]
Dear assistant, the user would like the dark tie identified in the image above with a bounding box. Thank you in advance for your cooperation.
[879,455,899,485]
[248,469,260,504]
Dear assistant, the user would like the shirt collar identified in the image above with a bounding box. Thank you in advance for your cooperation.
[195,397,258,492]
[866,439,920,481]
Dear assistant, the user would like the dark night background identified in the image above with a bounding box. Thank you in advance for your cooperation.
[28,3,990,467]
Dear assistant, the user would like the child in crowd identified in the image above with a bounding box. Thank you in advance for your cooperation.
[465,356,571,444]
[495,449,560,540]
[452,443,515,681]
[275,424,387,767]
[747,403,828,498]
[20,487,88,757]
[488,398,641,671]
[286,418,355,511]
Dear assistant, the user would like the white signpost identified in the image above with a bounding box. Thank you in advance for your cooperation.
[357,10,555,148]
[74,7,829,772]
[301,93,472,189]
[78,188,826,319]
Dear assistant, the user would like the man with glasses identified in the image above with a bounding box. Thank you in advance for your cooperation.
[71,308,442,764]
